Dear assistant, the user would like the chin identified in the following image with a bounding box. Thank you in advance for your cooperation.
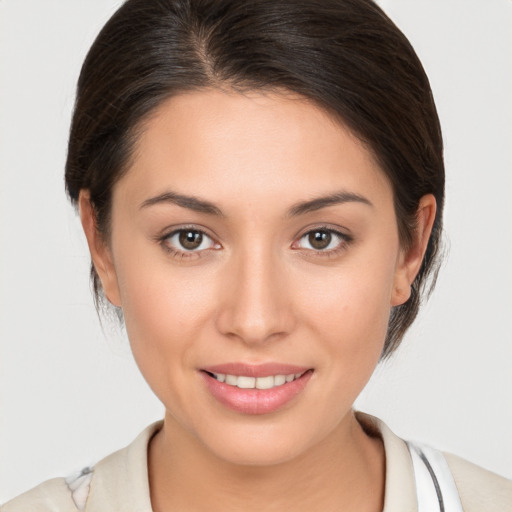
[190,413,337,468]
[207,433,308,467]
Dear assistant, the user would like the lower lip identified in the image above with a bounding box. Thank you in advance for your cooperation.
[201,370,313,415]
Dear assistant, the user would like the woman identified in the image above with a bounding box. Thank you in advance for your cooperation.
[2,0,511,510]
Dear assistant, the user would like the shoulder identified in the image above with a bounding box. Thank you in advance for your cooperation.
[2,421,161,512]
[1,477,78,512]
[444,452,512,512]
[356,411,512,512]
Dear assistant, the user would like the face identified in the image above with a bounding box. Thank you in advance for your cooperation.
[84,89,426,465]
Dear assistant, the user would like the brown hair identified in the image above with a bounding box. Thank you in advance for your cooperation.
[65,0,444,358]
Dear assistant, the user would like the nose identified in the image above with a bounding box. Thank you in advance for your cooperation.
[215,244,295,345]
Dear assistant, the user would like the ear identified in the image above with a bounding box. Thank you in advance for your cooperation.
[391,194,437,306]
[79,191,122,307]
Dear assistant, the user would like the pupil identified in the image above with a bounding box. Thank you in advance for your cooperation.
[179,230,202,250]
[309,230,331,249]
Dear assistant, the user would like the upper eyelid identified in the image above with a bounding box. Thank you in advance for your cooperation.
[159,224,217,241]
[295,224,351,241]
[166,227,217,243]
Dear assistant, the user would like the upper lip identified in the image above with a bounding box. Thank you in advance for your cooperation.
[201,363,311,378]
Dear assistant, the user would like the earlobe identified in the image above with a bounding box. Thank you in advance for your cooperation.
[391,283,411,307]
[391,194,437,306]
[79,191,121,307]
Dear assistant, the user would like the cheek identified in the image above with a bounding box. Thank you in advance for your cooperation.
[305,281,390,376]
[299,259,396,341]
[279,259,395,443]
[114,229,214,328]
[294,247,398,386]
[112,245,218,396]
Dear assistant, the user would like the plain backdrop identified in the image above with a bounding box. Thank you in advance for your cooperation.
[1,0,511,503]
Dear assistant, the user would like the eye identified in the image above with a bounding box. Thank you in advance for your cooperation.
[295,228,350,252]
[163,228,218,253]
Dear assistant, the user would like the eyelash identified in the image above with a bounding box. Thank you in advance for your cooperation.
[293,226,353,258]
[158,225,219,260]
[157,225,352,261]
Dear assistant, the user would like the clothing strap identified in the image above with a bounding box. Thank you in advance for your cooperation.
[407,441,464,512]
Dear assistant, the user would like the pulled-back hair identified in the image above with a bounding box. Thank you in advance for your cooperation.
[65,0,444,358]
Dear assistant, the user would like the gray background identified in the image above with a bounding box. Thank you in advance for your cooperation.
[1,0,511,502]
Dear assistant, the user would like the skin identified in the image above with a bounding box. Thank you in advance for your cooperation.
[80,89,436,511]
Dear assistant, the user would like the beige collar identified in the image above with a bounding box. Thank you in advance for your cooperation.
[356,412,417,512]
[85,421,161,512]
[85,413,417,511]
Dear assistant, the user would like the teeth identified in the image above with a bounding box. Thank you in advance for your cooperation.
[274,375,286,386]
[225,374,237,386]
[255,376,274,389]
[237,376,256,389]
[211,372,304,389]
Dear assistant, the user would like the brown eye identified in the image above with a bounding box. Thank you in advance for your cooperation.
[179,230,203,250]
[295,228,349,253]
[164,228,216,254]
[308,230,332,250]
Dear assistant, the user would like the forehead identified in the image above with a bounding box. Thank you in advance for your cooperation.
[118,88,392,212]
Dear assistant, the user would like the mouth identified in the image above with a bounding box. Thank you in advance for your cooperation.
[204,370,306,390]
[200,364,314,415]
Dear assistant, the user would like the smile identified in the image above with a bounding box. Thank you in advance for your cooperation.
[208,372,304,389]
[201,365,314,415]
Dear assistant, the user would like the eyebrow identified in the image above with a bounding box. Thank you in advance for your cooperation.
[140,191,224,216]
[139,189,372,217]
[287,191,373,217]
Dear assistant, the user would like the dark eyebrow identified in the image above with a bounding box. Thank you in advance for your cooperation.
[287,191,373,217]
[140,191,224,216]
[140,189,372,217]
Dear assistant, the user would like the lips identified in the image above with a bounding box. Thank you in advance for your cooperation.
[200,363,313,415]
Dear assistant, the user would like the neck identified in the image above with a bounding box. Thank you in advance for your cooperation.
[148,410,384,512]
